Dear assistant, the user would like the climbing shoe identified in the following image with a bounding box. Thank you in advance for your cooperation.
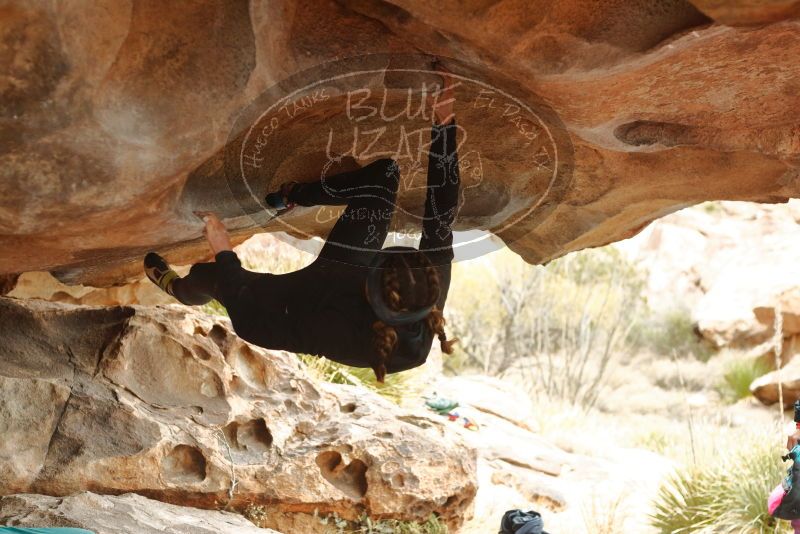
[264,181,298,212]
[144,252,179,296]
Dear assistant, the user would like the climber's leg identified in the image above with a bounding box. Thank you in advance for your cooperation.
[144,252,180,298]
[311,157,401,266]
[169,261,220,305]
[286,157,400,208]
[145,250,252,307]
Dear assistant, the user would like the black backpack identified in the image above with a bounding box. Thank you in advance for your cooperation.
[499,509,549,534]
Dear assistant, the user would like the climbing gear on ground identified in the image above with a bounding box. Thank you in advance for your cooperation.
[144,252,178,296]
[425,395,459,414]
[265,181,298,212]
[424,395,479,431]
[499,509,548,534]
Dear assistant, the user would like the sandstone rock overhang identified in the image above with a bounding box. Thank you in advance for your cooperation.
[2,0,799,288]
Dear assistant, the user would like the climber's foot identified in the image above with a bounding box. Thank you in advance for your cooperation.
[265,181,298,212]
[144,252,179,296]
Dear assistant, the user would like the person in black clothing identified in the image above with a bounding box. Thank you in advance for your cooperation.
[144,62,460,381]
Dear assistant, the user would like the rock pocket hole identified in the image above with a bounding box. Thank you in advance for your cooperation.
[315,451,368,499]
[224,419,273,452]
[194,345,213,361]
[209,324,229,353]
[232,345,269,388]
[339,402,357,413]
[161,445,206,484]
[613,120,691,147]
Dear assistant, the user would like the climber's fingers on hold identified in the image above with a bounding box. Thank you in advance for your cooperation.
[192,210,219,223]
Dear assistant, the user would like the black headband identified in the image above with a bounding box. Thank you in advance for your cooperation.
[366,246,435,326]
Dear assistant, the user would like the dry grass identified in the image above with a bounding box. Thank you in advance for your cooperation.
[297,354,426,405]
[243,506,448,534]
[581,490,633,534]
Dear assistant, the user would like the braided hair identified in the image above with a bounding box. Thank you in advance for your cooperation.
[370,250,457,382]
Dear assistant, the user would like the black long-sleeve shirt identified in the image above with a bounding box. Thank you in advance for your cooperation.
[222,120,461,373]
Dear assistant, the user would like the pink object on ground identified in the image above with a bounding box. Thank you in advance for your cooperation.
[769,483,786,515]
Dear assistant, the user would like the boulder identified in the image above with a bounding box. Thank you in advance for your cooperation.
[616,200,800,349]
[2,2,800,286]
[0,492,279,534]
[0,297,477,531]
[754,287,800,338]
[687,204,800,347]
[750,357,800,406]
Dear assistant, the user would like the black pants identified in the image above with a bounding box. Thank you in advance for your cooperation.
[173,120,459,304]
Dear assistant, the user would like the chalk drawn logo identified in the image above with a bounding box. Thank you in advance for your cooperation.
[224,53,573,264]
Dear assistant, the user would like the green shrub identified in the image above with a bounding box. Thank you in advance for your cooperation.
[650,440,792,533]
[718,358,770,403]
[631,306,712,362]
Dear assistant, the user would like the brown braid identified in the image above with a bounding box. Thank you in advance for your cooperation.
[370,250,458,382]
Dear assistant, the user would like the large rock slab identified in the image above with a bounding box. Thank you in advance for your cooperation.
[0,492,278,534]
[2,2,800,286]
[0,298,477,531]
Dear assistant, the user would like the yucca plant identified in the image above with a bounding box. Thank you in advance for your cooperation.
[650,439,793,533]
[718,358,771,403]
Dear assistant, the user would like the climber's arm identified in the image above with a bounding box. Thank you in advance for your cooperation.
[419,62,459,266]
[419,118,459,266]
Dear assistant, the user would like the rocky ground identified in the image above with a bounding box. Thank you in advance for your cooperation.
[0,297,477,532]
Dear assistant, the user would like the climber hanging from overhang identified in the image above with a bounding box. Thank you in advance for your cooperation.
[144,60,461,382]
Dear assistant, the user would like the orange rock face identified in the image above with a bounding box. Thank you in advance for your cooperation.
[2,1,799,286]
